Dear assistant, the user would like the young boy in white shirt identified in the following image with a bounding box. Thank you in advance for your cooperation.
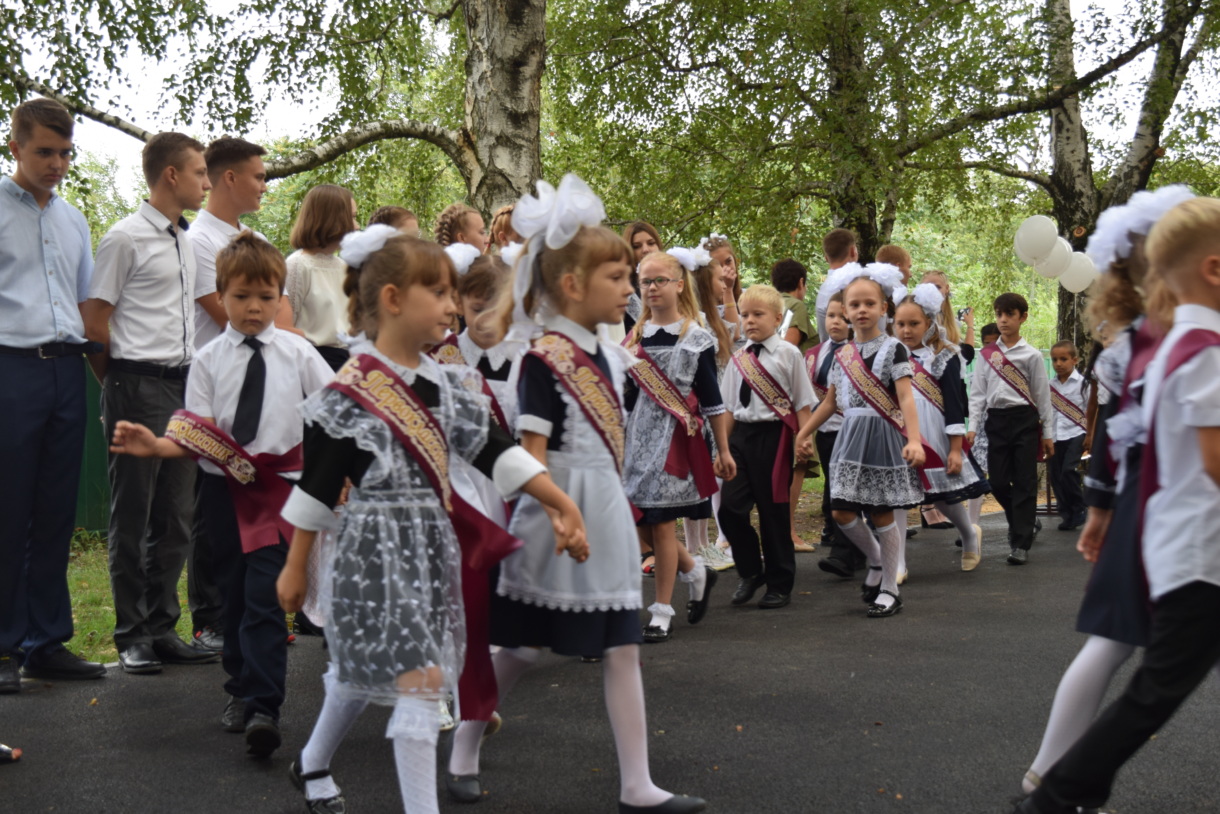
[1048,341,1090,531]
[110,232,333,757]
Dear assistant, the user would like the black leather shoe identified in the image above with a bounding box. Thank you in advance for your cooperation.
[293,613,325,637]
[642,624,672,643]
[757,591,790,609]
[153,634,221,665]
[817,558,853,578]
[20,647,105,681]
[221,694,246,733]
[245,712,281,757]
[685,567,718,624]
[0,653,20,694]
[861,565,882,604]
[1011,793,1078,814]
[1008,548,1029,565]
[618,795,707,813]
[729,575,766,606]
[119,643,163,674]
[445,772,483,803]
[290,753,347,812]
[867,589,903,618]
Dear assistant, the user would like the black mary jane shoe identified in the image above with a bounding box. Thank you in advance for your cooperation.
[642,624,672,643]
[866,590,903,618]
[685,567,718,625]
[289,754,347,813]
[618,794,708,813]
[860,566,883,604]
[445,772,483,803]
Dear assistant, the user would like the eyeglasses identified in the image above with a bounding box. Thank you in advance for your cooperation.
[640,277,679,288]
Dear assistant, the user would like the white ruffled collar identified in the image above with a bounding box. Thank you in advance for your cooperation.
[542,313,600,354]
[367,345,443,386]
[856,334,888,355]
[458,330,510,370]
[642,318,688,338]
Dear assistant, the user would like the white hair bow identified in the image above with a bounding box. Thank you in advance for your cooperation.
[1086,184,1195,271]
[444,243,482,276]
[339,224,399,269]
[500,241,525,269]
[667,247,697,272]
[699,233,728,250]
[911,282,944,317]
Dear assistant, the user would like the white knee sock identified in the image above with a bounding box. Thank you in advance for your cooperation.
[874,521,902,607]
[1026,636,1136,792]
[968,495,984,525]
[448,647,540,776]
[712,485,728,545]
[684,518,708,554]
[936,501,978,555]
[301,664,369,800]
[387,696,441,814]
[893,511,908,577]
[837,517,881,567]
[603,644,671,807]
[678,555,707,602]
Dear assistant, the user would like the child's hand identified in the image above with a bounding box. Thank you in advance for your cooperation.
[109,421,158,456]
[1076,508,1111,564]
[277,562,309,613]
[797,437,815,461]
[946,450,962,476]
[965,431,976,447]
[714,452,737,481]
[1083,434,1093,455]
[1041,438,1055,459]
[903,440,925,467]
[549,503,589,563]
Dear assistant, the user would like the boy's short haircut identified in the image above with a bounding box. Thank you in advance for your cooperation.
[1052,340,1080,358]
[458,255,509,301]
[369,205,417,229]
[980,322,999,339]
[215,232,287,294]
[993,292,1029,316]
[142,132,206,188]
[770,259,809,293]
[10,98,75,145]
[739,283,784,316]
[822,228,857,263]
[203,137,266,181]
[876,244,911,269]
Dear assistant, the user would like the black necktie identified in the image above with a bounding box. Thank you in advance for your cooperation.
[740,343,765,406]
[232,337,266,447]
[818,341,841,386]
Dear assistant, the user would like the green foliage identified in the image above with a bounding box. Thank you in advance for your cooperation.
[56,153,140,251]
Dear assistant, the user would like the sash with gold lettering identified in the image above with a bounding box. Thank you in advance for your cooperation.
[835,342,944,488]
[981,342,1047,460]
[428,334,511,433]
[628,344,717,498]
[165,410,299,554]
[731,346,799,503]
[1051,383,1089,433]
[804,342,842,414]
[909,355,974,456]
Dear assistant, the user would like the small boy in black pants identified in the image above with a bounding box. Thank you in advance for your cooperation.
[1048,341,1090,530]
[110,233,333,755]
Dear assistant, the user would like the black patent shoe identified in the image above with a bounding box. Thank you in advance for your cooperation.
[729,575,765,606]
[642,624,672,643]
[20,647,105,681]
[685,567,718,624]
[867,590,903,618]
[289,753,347,813]
[445,772,483,803]
[619,794,707,813]
[860,566,883,604]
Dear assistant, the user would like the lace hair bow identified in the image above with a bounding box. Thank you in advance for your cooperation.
[1087,184,1195,271]
[910,282,946,343]
[444,242,482,276]
[500,241,525,269]
[666,247,697,272]
[339,224,399,269]
[861,262,904,296]
[699,233,728,250]
[815,262,863,313]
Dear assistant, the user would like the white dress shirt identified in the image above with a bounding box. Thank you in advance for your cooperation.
[720,333,816,422]
[89,201,196,366]
[1140,303,1220,601]
[186,323,334,476]
[967,337,1054,440]
[811,339,845,433]
[285,250,349,348]
[1050,370,1089,441]
[190,210,267,349]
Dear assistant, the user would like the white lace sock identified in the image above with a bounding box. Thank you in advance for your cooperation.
[936,501,978,555]
[836,516,881,567]
[678,555,707,602]
[1025,636,1136,793]
[684,518,708,554]
[448,647,540,776]
[387,696,441,814]
[893,511,909,578]
[604,644,671,807]
[874,521,902,608]
[968,495,984,525]
[646,602,676,632]
[301,664,368,801]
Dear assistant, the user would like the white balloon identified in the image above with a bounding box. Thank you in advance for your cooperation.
[1060,252,1098,294]
[1035,237,1072,279]
[1015,215,1059,263]
[1013,234,1038,265]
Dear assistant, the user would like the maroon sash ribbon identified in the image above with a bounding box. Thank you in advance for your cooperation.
[980,342,1047,462]
[804,342,842,415]
[1051,385,1089,433]
[731,346,799,503]
[628,344,717,499]
[429,334,511,433]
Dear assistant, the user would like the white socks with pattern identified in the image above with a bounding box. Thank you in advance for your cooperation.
[937,501,978,555]
[387,695,440,814]
[604,644,671,808]
[874,521,902,608]
[683,518,709,553]
[893,511,909,578]
[300,664,368,801]
[837,516,882,575]
[447,646,540,777]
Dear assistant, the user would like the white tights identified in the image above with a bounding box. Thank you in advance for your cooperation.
[935,500,978,555]
[300,664,369,801]
[387,696,441,814]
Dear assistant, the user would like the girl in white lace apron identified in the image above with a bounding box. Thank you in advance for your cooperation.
[448,175,708,814]
[623,249,735,643]
[275,227,585,814]
[796,265,925,618]
[893,283,990,572]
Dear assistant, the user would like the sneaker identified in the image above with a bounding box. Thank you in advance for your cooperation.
[699,544,735,571]
[194,626,224,653]
[438,699,455,731]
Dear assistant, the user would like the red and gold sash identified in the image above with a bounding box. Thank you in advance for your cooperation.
[429,334,511,432]
[910,356,944,414]
[980,343,1037,408]
[731,345,799,502]
[165,410,299,554]
[804,342,843,416]
[628,344,717,498]
[1051,383,1089,433]
[835,342,943,487]
[528,331,626,473]
[328,353,522,572]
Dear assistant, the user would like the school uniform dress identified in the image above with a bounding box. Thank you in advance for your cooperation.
[1048,371,1089,522]
[910,345,989,504]
[717,333,815,595]
[90,201,199,652]
[187,323,333,722]
[967,338,1053,551]
[282,349,538,704]
[285,250,350,371]
[0,177,95,667]
[827,335,924,512]
[493,315,643,656]
[1033,304,1220,810]
[624,320,725,524]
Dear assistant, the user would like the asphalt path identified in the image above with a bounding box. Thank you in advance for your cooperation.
[3,514,1218,814]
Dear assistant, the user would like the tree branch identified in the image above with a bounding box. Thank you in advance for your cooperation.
[905,159,1053,191]
[264,119,472,179]
[8,71,154,143]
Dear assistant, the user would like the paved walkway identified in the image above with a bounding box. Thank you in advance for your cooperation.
[4,515,1218,813]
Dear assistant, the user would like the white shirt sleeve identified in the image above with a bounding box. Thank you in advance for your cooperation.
[88,229,136,305]
[1179,348,1220,428]
[73,211,94,303]
[1029,358,1054,439]
[968,361,987,426]
[184,349,215,418]
[786,346,816,412]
